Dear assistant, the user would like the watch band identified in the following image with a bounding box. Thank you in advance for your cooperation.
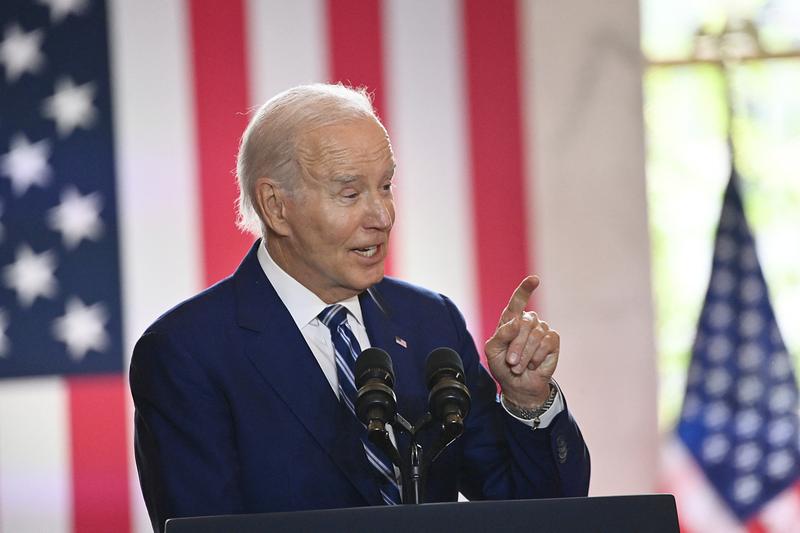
[502,382,557,428]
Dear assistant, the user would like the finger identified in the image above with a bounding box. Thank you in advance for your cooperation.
[513,323,545,375]
[505,312,538,367]
[525,321,550,369]
[497,276,540,328]
[485,316,521,360]
[527,331,560,374]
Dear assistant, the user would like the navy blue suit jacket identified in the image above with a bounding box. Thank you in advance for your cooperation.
[130,241,590,531]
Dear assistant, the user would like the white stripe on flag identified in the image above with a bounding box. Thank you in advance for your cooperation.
[384,0,479,332]
[0,379,72,533]
[247,0,328,106]
[758,485,800,532]
[108,1,202,531]
[109,0,203,346]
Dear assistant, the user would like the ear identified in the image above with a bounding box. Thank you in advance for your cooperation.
[254,177,291,237]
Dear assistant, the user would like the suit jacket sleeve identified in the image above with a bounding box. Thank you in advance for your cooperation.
[439,295,591,500]
[130,330,244,532]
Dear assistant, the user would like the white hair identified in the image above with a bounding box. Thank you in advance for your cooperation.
[235,83,381,236]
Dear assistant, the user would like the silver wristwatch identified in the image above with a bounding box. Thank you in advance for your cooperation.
[502,382,557,428]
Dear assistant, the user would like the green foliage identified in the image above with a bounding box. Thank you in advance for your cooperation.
[642,0,800,429]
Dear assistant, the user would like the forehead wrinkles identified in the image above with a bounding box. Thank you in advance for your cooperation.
[296,131,393,178]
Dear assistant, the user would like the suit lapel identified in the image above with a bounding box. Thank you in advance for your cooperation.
[360,285,430,452]
[233,242,381,505]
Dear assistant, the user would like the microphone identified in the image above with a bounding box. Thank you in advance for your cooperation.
[425,348,471,436]
[355,348,397,431]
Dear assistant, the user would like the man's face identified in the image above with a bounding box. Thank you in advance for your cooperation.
[277,117,396,303]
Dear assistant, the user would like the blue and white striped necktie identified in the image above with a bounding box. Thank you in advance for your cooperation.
[318,304,402,505]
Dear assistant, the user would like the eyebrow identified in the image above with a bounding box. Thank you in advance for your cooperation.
[330,165,396,184]
[331,174,359,184]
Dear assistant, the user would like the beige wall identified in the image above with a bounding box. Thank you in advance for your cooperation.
[521,0,660,494]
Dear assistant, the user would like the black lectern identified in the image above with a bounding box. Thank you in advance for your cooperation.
[165,494,679,533]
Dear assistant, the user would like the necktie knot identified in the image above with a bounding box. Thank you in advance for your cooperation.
[318,304,349,332]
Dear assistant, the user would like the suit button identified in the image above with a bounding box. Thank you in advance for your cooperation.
[556,435,568,463]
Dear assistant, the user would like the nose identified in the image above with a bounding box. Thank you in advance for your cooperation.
[365,194,394,231]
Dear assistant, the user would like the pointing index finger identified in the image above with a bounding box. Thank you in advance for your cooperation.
[498,275,540,327]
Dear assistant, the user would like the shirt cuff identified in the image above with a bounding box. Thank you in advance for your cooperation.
[499,381,565,429]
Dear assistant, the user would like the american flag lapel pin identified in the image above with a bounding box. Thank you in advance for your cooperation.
[395,336,407,348]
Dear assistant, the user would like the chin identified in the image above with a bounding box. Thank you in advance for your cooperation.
[357,268,385,290]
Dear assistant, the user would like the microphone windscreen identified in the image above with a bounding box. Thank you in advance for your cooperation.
[425,347,464,389]
[355,347,394,388]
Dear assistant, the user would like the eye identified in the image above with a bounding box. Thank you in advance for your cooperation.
[382,182,393,192]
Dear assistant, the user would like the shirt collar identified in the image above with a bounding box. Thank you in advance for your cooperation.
[257,240,364,329]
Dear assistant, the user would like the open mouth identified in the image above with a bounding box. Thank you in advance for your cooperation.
[353,245,379,258]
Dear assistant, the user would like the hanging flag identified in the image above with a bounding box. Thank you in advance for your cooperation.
[663,170,800,532]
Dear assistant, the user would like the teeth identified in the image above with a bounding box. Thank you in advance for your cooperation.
[354,246,378,257]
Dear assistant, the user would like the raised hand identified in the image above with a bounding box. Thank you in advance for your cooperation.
[484,276,560,408]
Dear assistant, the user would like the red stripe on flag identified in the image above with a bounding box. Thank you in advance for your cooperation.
[745,520,768,533]
[325,0,396,274]
[326,0,387,120]
[68,375,130,533]
[188,0,253,285]
[463,0,531,344]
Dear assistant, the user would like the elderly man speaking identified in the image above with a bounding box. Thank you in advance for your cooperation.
[130,84,590,532]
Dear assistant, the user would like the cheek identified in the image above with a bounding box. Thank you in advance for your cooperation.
[386,200,396,223]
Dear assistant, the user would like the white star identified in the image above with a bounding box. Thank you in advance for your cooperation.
[733,443,762,472]
[768,418,795,446]
[707,335,732,362]
[0,308,9,357]
[42,77,97,137]
[52,297,108,360]
[737,343,765,369]
[766,450,794,480]
[704,368,731,397]
[768,385,796,414]
[703,402,731,429]
[38,0,90,24]
[707,301,733,329]
[702,434,730,464]
[715,235,737,262]
[0,24,45,83]
[47,187,104,249]
[737,376,764,406]
[0,134,52,196]
[733,475,762,504]
[2,244,58,307]
[735,410,762,438]
[738,309,764,339]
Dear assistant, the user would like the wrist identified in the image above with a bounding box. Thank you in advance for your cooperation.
[502,380,554,409]
[501,382,557,421]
